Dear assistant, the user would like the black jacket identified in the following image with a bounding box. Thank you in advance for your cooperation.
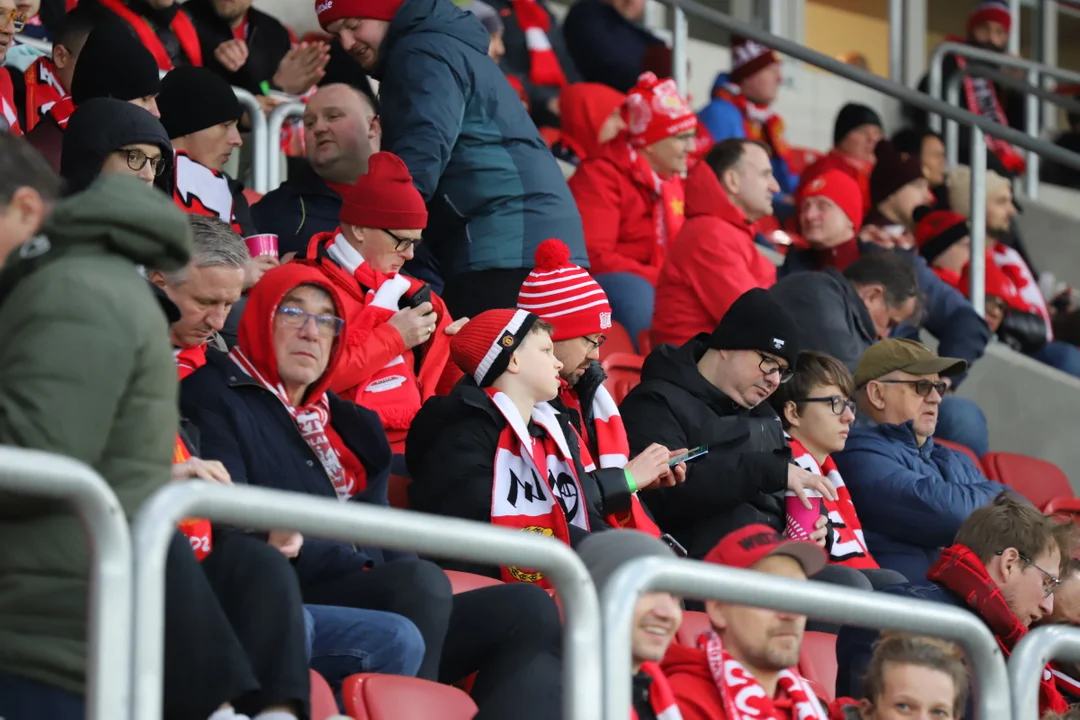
[184,0,292,95]
[251,162,342,257]
[562,0,662,93]
[405,377,626,578]
[620,338,790,559]
[82,0,196,70]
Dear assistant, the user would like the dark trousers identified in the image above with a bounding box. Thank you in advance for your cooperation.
[441,268,534,320]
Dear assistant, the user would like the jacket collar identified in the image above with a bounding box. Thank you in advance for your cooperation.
[287,161,343,199]
[683,160,752,233]
[872,420,937,457]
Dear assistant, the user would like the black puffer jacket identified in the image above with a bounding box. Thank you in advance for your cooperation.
[620,337,790,558]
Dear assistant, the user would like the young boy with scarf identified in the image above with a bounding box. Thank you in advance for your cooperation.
[406,307,684,586]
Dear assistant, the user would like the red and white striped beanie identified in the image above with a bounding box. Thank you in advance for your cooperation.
[517,239,613,342]
[450,309,541,387]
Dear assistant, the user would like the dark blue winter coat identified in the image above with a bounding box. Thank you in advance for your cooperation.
[833,422,1006,581]
[373,0,586,276]
[180,350,413,587]
[562,0,663,93]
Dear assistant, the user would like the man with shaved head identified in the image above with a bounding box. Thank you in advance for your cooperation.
[253,83,381,256]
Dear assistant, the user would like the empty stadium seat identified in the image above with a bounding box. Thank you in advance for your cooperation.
[343,674,478,720]
[798,631,837,702]
[444,570,503,593]
[310,669,340,720]
[982,451,1075,512]
[935,438,984,473]
[675,610,711,647]
[601,353,645,404]
[599,321,636,360]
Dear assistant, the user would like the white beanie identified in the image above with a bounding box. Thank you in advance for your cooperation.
[946,165,1011,218]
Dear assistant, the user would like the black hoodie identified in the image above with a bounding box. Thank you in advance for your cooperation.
[620,337,791,559]
[60,97,172,194]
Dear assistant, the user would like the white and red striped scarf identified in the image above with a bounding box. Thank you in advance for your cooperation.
[787,435,878,570]
[703,630,827,720]
[991,241,1052,341]
[511,0,567,88]
[172,150,242,234]
[23,57,65,132]
[171,352,212,560]
[174,344,208,380]
[487,387,589,588]
[0,70,22,136]
[633,662,684,720]
[46,95,76,129]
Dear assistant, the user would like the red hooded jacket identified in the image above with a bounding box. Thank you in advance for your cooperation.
[651,161,777,348]
[557,82,626,161]
[569,136,685,285]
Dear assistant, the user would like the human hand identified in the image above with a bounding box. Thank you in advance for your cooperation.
[858,224,896,250]
[244,254,280,290]
[273,42,330,94]
[214,38,249,73]
[389,302,437,349]
[171,457,233,485]
[786,464,838,508]
[625,444,680,491]
[256,94,288,115]
[445,317,469,336]
[810,515,828,547]
[268,530,304,558]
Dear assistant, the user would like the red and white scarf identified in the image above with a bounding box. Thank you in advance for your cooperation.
[991,241,1052,340]
[96,0,203,71]
[511,0,567,88]
[174,344,208,380]
[787,436,878,570]
[488,387,589,588]
[46,95,76,129]
[703,630,828,720]
[628,143,685,252]
[0,70,22,136]
[23,57,65,132]
[714,84,793,167]
[171,352,212,560]
[172,150,242,233]
[230,346,364,500]
[953,50,1026,175]
[634,662,684,720]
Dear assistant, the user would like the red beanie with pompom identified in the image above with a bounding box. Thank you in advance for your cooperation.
[623,72,696,148]
[517,239,612,342]
[339,151,428,230]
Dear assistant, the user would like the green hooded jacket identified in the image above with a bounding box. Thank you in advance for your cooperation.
[0,175,191,694]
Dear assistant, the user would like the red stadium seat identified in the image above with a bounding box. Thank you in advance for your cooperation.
[600,321,636,360]
[343,674,478,720]
[601,353,645,404]
[982,452,1074,512]
[310,669,340,720]
[444,570,503,593]
[637,330,653,356]
[935,438,984,473]
[798,631,837,702]
[675,610,711,647]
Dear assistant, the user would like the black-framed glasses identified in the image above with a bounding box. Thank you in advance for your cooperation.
[998,550,1060,598]
[383,229,422,253]
[757,352,794,384]
[1,8,28,32]
[276,306,344,337]
[583,335,606,351]
[795,395,856,416]
[876,379,947,397]
[119,148,166,177]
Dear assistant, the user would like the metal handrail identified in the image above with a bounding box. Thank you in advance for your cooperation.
[0,447,133,720]
[233,87,269,194]
[266,101,306,191]
[1009,624,1080,719]
[600,556,1012,720]
[130,482,602,720]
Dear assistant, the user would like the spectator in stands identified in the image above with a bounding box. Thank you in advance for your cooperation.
[11,7,94,132]
[838,493,1071,716]
[408,308,682,579]
[1043,102,1080,189]
[830,634,969,720]
[651,138,778,348]
[253,83,380,257]
[181,265,565,718]
[185,0,331,100]
[621,288,838,559]
[863,140,934,241]
[562,0,662,93]
[25,19,163,171]
[769,351,908,590]
[781,168,865,276]
[698,37,797,200]
[298,152,467,454]
[799,103,882,214]
[662,524,829,720]
[0,0,28,136]
[60,97,171,193]
[892,127,947,202]
[578,531,684,718]
[0,135,59,265]
[771,254,923,373]
[550,81,626,169]
[834,339,1007,581]
[569,71,695,348]
[317,0,587,318]
[1041,559,1080,702]
[81,0,202,71]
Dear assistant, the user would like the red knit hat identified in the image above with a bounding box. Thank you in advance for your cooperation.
[797,169,864,228]
[729,36,779,84]
[339,152,428,230]
[316,0,403,28]
[517,239,612,342]
[914,208,970,265]
[968,0,1011,34]
[450,309,542,387]
[623,72,696,149]
[704,524,826,576]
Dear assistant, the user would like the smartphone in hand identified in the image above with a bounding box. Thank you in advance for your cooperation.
[668,445,709,467]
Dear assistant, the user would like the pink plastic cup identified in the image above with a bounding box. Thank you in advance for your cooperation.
[784,490,823,540]
[245,233,279,260]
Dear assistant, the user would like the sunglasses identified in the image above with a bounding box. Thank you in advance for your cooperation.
[876,379,947,397]
[1,8,28,32]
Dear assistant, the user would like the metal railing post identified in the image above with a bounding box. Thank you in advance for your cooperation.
[1025,67,1041,199]
[672,7,688,98]
[601,556,1012,720]
[266,102,306,192]
[232,87,269,194]
[947,74,961,170]
[1009,625,1080,720]
[970,127,988,317]
[0,447,133,720]
[1008,0,1022,56]
[888,0,904,85]
[131,483,601,720]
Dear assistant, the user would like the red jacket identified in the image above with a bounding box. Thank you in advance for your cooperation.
[798,148,873,214]
[0,68,22,136]
[569,136,685,285]
[651,161,776,348]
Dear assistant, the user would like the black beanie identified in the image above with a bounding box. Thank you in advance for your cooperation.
[71,20,161,105]
[61,97,172,194]
[833,103,882,147]
[157,67,243,140]
[707,288,801,366]
[869,139,926,207]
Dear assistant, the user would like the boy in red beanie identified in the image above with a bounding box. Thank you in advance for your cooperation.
[406,306,684,586]
[297,151,466,453]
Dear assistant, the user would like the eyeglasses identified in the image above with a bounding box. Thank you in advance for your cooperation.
[876,379,947,397]
[583,335,606,351]
[757,352,794,384]
[383,229,422,253]
[119,148,166,177]
[276,306,344,337]
[1,8,28,32]
[998,551,1061,598]
[795,395,856,416]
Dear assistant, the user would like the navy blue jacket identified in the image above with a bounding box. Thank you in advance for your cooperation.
[251,163,343,258]
[562,0,662,93]
[374,0,586,276]
[833,422,1006,581]
[180,350,413,587]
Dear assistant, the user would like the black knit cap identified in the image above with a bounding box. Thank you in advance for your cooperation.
[707,288,801,366]
[833,103,882,147]
[71,20,161,105]
[157,66,243,140]
[869,139,926,207]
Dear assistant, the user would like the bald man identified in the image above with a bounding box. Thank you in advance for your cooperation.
[253,83,381,255]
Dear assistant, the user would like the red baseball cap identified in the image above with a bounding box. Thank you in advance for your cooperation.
[704,524,827,577]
